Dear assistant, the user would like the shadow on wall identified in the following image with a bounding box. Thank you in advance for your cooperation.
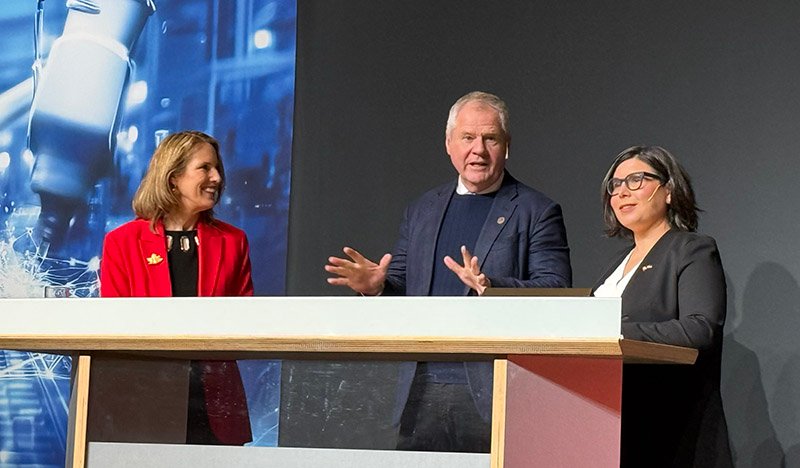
[723,263,800,467]
[787,444,800,468]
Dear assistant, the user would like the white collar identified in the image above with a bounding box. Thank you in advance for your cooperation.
[455,173,505,195]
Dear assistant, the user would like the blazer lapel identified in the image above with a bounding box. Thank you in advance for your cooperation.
[418,182,455,295]
[473,176,517,270]
[197,221,222,296]
[139,222,171,296]
[592,248,631,293]
[622,229,676,296]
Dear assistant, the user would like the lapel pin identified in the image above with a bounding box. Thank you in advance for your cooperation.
[146,253,163,265]
[641,264,653,272]
[497,216,506,225]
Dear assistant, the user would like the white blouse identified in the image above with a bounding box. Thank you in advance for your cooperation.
[593,250,642,298]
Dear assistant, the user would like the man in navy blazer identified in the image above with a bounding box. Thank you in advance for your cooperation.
[326,91,571,452]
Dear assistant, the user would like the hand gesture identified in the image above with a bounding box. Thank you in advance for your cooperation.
[325,247,391,295]
[443,245,491,295]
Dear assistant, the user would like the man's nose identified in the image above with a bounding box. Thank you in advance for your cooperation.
[471,138,488,154]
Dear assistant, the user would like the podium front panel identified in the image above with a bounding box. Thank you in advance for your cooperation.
[503,355,622,467]
[87,356,190,443]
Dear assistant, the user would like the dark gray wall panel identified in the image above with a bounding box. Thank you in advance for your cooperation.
[288,1,800,465]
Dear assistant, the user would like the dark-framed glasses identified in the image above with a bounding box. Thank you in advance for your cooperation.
[606,171,664,195]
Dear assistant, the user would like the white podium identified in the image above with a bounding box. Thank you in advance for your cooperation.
[0,297,696,468]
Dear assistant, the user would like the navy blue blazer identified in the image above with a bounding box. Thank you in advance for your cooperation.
[593,230,732,467]
[384,172,572,295]
[386,172,572,424]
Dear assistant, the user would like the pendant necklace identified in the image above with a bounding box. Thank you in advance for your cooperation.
[166,235,193,252]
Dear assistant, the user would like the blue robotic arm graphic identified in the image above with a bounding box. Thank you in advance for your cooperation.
[27,0,155,254]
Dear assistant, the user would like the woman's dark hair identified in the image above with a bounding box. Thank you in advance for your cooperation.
[601,145,700,239]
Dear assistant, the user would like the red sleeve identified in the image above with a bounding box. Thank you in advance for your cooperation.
[237,232,254,296]
[99,231,130,297]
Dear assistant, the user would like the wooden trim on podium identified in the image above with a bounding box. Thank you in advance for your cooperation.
[0,337,698,366]
[490,359,508,468]
[107,338,698,365]
[0,335,624,356]
[620,338,697,364]
[65,354,91,468]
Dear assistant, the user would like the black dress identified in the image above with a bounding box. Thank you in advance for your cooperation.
[165,230,224,445]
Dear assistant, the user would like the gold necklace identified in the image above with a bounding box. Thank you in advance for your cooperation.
[166,234,196,252]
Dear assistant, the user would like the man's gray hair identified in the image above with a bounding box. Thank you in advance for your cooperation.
[445,91,510,139]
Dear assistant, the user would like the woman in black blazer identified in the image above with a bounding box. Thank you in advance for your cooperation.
[593,146,732,467]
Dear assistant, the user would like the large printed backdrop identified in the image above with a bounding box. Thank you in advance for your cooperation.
[0,0,295,463]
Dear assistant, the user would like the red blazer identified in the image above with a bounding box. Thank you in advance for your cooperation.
[100,217,254,445]
[100,218,253,297]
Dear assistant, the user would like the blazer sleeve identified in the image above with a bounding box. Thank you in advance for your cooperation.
[99,231,129,297]
[233,232,254,296]
[383,206,409,296]
[488,201,572,288]
[622,236,725,349]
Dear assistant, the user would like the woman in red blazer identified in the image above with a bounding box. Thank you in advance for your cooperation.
[100,130,253,445]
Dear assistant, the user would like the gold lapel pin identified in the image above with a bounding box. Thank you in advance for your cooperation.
[146,253,163,265]
[641,264,653,272]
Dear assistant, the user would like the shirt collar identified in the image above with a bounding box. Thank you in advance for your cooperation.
[456,172,505,195]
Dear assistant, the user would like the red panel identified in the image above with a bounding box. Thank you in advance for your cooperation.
[502,356,622,468]
[509,355,622,413]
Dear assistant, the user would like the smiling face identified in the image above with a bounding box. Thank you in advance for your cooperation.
[170,142,222,219]
[445,101,508,193]
[609,157,670,237]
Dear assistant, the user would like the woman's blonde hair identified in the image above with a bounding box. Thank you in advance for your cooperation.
[132,131,225,231]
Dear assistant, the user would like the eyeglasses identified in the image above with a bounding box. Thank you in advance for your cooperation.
[606,171,664,196]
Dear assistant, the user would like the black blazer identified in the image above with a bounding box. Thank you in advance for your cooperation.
[593,229,725,348]
[593,230,732,468]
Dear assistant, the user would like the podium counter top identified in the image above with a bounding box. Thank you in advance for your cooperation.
[0,296,696,363]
